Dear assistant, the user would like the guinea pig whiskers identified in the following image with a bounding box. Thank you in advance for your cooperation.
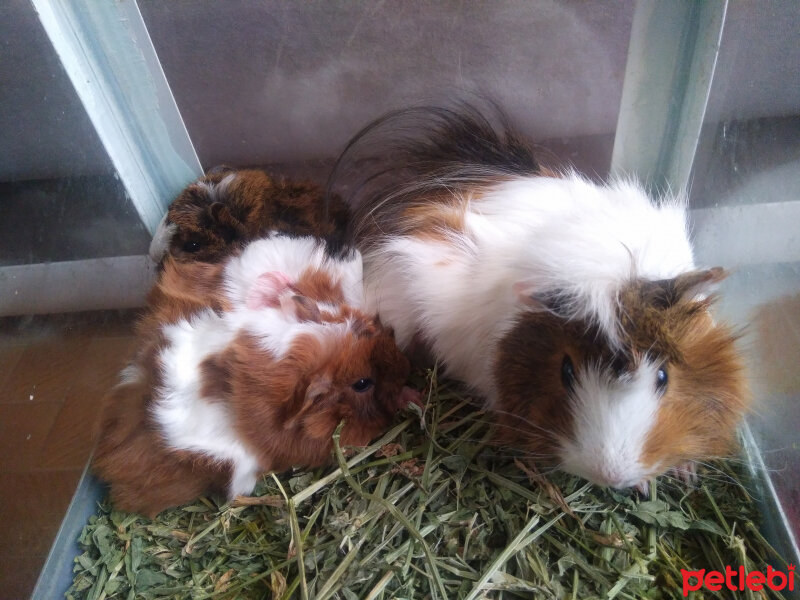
[690,459,757,485]
[501,447,562,461]
[660,462,756,495]
[488,408,562,437]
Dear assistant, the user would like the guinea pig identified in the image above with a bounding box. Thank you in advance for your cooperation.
[94,235,415,517]
[327,104,749,493]
[148,166,352,264]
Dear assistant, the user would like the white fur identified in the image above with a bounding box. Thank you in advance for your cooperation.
[226,307,354,360]
[223,236,365,310]
[151,237,364,497]
[151,310,261,497]
[362,174,695,403]
[558,360,662,488]
[148,213,177,262]
[119,364,144,385]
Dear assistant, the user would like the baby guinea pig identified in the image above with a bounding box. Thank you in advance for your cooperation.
[148,166,352,264]
[94,236,415,517]
[329,104,749,493]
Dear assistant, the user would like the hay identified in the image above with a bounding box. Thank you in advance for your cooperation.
[68,368,789,599]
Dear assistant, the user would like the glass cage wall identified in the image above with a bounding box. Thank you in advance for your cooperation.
[687,0,800,561]
[0,3,150,268]
[0,0,796,597]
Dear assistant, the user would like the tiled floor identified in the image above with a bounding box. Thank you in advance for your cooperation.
[0,311,137,599]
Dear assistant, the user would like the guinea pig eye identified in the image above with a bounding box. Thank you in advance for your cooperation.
[611,355,627,378]
[182,239,201,253]
[655,366,668,390]
[560,355,576,390]
[351,378,374,393]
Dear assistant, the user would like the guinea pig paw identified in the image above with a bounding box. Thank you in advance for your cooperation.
[398,386,426,425]
[669,461,698,486]
[633,480,651,498]
[398,386,424,410]
[246,271,294,309]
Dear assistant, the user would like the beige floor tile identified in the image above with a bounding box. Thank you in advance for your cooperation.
[0,403,63,472]
[1,336,91,405]
[39,336,135,470]
[0,470,82,600]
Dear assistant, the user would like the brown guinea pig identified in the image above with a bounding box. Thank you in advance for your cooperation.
[148,166,352,263]
[94,235,415,518]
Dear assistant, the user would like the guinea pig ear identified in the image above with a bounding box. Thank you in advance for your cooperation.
[645,268,727,308]
[512,281,550,311]
[246,271,294,310]
[350,316,378,338]
[280,294,322,323]
[673,267,727,300]
[304,377,331,405]
[285,376,332,429]
[206,164,235,176]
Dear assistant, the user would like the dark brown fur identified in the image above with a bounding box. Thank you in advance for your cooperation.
[493,313,603,460]
[167,167,351,262]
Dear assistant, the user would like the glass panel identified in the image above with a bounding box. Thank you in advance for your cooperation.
[688,0,800,554]
[138,0,636,177]
[0,1,148,596]
[0,0,150,267]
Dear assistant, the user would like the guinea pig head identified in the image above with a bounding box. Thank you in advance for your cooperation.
[286,314,413,447]
[494,268,748,490]
[156,167,352,263]
[222,295,412,471]
[166,170,249,262]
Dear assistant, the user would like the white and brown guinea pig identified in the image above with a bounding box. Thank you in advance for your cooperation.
[94,235,415,517]
[148,166,352,263]
[329,104,749,493]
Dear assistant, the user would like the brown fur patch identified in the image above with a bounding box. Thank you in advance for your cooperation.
[493,312,593,458]
[167,168,351,262]
[402,197,467,240]
[293,266,345,304]
[138,257,229,340]
[199,353,233,400]
[639,318,747,469]
[536,165,562,179]
[619,272,748,470]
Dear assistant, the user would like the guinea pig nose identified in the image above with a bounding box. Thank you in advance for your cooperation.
[596,465,626,488]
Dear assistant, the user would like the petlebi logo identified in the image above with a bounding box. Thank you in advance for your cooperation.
[681,564,795,596]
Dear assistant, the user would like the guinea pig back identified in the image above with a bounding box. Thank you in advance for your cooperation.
[329,103,750,491]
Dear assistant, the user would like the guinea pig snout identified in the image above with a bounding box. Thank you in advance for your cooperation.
[590,461,642,490]
[560,428,651,489]
[559,361,663,489]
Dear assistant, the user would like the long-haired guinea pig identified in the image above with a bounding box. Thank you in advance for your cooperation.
[94,235,415,517]
[328,104,749,493]
[148,166,352,263]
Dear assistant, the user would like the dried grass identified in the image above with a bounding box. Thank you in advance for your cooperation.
[67,369,789,599]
